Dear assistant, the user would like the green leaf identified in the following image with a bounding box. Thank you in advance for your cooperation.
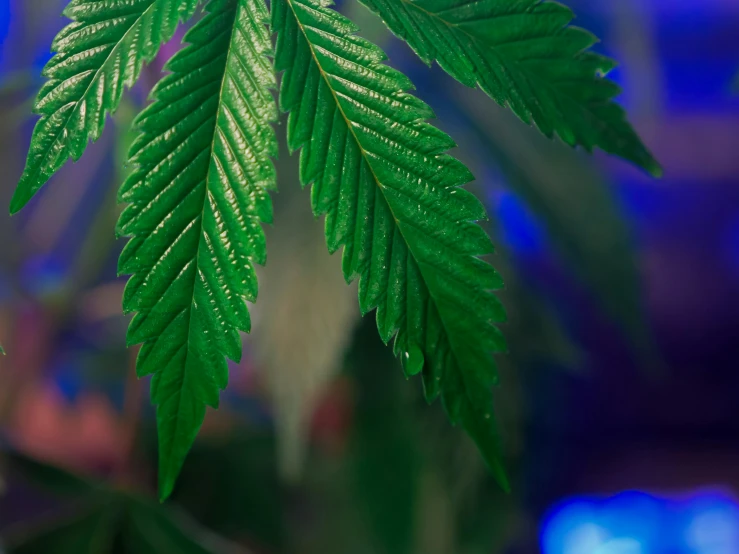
[354,0,661,176]
[5,496,227,554]
[3,453,237,553]
[349,319,419,554]
[5,503,120,554]
[10,0,200,214]
[459,97,656,366]
[123,497,215,554]
[117,0,277,500]
[170,434,285,548]
[273,0,508,489]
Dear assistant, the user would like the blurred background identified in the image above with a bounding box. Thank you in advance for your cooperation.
[0,0,738,552]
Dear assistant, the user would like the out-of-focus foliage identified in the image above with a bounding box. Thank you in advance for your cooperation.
[0,0,671,552]
[459,96,655,365]
[2,453,245,554]
[294,317,517,554]
[251,187,358,482]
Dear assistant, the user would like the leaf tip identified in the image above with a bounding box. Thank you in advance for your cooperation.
[494,462,511,493]
[9,187,31,215]
[648,161,664,179]
[157,470,176,503]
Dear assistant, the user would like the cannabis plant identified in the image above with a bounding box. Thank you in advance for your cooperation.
[9,0,659,500]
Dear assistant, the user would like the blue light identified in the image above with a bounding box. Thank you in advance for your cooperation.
[683,493,739,554]
[724,215,739,275]
[490,189,547,255]
[0,0,9,45]
[542,490,739,554]
[595,538,644,554]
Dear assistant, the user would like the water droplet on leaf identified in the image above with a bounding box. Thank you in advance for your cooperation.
[404,343,424,376]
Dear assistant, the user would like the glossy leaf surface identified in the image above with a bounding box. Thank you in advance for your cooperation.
[273,0,508,487]
[11,0,201,214]
[356,0,661,176]
[117,0,277,500]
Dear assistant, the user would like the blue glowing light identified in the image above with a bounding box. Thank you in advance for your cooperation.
[0,0,9,44]
[724,215,739,275]
[490,189,547,255]
[542,490,739,554]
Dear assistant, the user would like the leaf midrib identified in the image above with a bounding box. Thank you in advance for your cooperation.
[285,0,482,401]
[159,0,245,491]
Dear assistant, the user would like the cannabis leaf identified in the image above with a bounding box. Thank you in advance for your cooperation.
[8,0,660,500]
[355,0,661,176]
[5,452,228,553]
[10,0,200,214]
[458,95,654,364]
[273,0,508,487]
[117,0,277,500]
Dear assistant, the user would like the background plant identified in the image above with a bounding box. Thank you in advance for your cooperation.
[6,0,659,500]
[1,0,737,553]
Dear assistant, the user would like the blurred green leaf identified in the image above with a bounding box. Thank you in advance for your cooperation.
[170,434,285,550]
[5,500,122,554]
[5,497,232,554]
[458,94,656,366]
[253,192,357,483]
[3,453,245,554]
[298,319,517,554]
[497,262,584,372]
[414,394,517,554]
[348,319,419,554]
[122,497,215,554]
